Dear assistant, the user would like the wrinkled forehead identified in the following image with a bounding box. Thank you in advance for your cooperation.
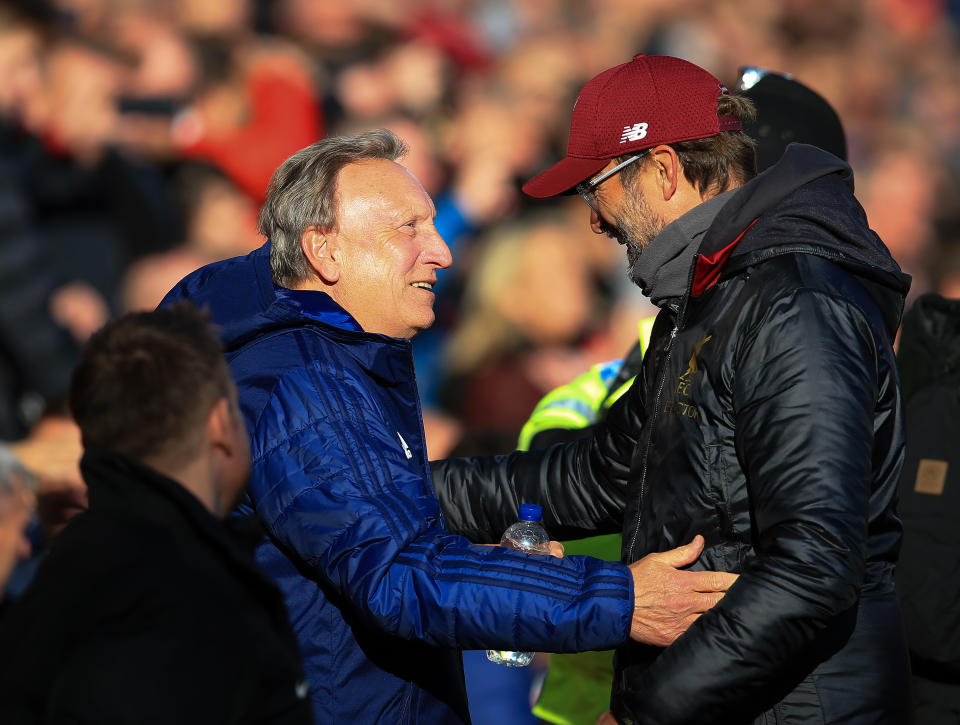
[336,159,436,220]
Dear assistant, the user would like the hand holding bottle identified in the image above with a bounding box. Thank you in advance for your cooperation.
[486,503,552,667]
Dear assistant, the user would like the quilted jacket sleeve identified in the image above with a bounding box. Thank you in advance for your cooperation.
[613,289,881,724]
[248,371,634,655]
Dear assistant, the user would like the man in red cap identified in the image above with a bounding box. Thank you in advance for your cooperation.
[434,54,911,724]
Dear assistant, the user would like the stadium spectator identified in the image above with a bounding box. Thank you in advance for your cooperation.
[0,302,312,724]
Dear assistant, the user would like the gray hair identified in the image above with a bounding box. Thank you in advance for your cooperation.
[259,129,408,287]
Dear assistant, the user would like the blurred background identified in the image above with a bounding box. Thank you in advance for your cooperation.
[3,1,960,721]
[3,0,960,461]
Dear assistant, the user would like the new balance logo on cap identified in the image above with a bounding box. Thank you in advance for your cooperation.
[522,55,742,198]
[620,122,649,143]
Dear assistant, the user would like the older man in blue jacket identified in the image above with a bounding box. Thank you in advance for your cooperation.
[163,129,735,724]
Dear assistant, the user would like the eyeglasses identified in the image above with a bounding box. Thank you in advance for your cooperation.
[735,65,793,92]
[576,151,649,212]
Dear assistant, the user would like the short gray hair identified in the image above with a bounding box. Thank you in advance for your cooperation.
[259,129,408,287]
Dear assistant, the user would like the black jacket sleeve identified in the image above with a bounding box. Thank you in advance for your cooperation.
[431,375,645,543]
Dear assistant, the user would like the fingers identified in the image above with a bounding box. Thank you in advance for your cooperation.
[657,573,735,618]
[679,569,739,593]
[477,541,565,559]
[653,534,704,568]
[678,591,726,615]
[652,589,726,619]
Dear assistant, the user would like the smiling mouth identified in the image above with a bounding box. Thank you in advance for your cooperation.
[411,282,434,290]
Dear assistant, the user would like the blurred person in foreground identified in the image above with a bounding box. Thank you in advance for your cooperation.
[432,54,911,724]
[161,129,736,724]
[0,303,311,724]
[0,451,33,603]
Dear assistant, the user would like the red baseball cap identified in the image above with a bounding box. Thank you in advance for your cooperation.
[522,54,742,198]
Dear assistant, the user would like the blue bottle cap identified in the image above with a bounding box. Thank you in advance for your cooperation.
[518,503,543,522]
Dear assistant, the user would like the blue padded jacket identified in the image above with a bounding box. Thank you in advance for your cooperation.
[162,242,633,724]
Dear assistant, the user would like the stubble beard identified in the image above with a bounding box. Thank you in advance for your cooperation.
[598,186,669,288]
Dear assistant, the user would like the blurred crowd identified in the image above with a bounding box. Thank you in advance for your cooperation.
[3,0,960,584]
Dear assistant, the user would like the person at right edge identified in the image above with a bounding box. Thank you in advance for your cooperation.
[895,292,960,724]
[432,54,911,724]
[521,67,852,725]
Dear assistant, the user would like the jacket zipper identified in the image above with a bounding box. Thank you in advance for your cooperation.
[626,305,679,561]
[626,246,701,561]
[625,219,776,559]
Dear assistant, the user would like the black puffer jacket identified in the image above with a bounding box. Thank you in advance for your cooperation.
[0,448,312,724]
[433,145,912,724]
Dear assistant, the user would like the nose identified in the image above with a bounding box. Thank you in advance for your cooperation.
[423,227,453,270]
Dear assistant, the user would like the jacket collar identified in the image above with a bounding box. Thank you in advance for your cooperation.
[273,287,363,332]
[161,240,370,353]
[635,188,736,307]
[80,446,265,560]
[251,242,364,332]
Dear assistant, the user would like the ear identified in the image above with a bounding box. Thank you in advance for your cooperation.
[300,226,340,284]
[202,395,250,517]
[205,397,238,459]
[647,145,682,202]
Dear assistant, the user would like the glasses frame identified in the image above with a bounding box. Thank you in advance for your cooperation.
[576,151,649,212]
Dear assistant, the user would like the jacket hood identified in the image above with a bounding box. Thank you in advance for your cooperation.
[692,143,911,334]
[160,242,363,354]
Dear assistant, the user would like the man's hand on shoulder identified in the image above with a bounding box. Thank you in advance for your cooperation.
[628,534,737,646]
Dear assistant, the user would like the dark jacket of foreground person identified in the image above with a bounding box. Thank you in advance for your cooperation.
[434,145,912,724]
[0,447,312,725]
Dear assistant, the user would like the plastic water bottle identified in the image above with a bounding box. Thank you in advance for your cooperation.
[486,503,550,667]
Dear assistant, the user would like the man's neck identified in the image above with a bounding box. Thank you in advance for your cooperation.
[632,188,739,307]
[142,453,226,518]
